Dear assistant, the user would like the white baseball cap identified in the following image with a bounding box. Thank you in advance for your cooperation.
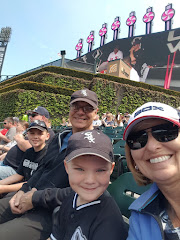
[123,102,180,140]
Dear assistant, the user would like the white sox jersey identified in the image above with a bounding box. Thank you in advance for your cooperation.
[50,190,128,240]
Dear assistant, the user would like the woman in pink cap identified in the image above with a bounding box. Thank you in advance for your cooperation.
[123,102,180,240]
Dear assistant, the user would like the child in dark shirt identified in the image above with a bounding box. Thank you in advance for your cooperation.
[0,120,49,195]
[49,129,128,240]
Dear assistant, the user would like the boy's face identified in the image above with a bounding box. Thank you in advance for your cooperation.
[64,155,114,206]
[27,128,49,151]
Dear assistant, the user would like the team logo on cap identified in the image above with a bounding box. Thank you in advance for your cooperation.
[83,132,95,143]
[134,105,164,118]
[81,90,87,96]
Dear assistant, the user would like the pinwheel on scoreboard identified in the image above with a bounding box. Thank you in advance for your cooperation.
[75,39,83,58]
[161,4,175,31]
[126,12,136,38]
[111,17,120,40]
[99,23,107,47]
[86,31,94,52]
[143,7,155,34]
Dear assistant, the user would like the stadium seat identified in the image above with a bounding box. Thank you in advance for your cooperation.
[108,172,151,218]
[113,139,126,156]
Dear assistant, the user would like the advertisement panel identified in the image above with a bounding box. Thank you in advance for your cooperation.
[77,28,180,88]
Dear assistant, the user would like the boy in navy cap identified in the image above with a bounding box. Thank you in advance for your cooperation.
[0,120,49,196]
[48,130,127,240]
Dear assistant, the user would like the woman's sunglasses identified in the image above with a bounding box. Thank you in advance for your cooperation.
[127,122,179,150]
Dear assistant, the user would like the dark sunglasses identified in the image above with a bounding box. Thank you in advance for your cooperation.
[70,104,95,113]
[3,122,7,125]
[30,113,39,117]
[127,122,179,150]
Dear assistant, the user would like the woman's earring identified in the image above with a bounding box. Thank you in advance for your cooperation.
[135,165,139,170]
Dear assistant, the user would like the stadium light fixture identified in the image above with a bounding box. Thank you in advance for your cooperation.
[0,27,12,45]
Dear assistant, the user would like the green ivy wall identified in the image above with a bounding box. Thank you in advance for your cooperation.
[0,67,180,126]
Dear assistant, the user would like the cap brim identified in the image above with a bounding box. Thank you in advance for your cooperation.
[70,98,97,109]
[123,115,180,140]
[66,148,112,163]
[27,126,47,132]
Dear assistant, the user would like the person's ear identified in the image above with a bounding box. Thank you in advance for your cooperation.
[45,132,50,141]
[110,162,115,175]
[64,159,69,174]
[93,109,98,120]
[42,116,46,121]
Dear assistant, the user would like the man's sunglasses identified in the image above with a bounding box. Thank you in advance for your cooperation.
[30,113,39,117]
[70,104,95,113]
[126,122,179,150]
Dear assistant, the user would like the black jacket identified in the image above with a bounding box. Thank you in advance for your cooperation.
[20,128,72,192]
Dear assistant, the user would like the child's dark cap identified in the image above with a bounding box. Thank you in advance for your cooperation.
[65,129,114,163]
[27,120,48,132]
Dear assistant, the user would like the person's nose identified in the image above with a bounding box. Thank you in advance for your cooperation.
[145,132,161,152]
[84,172,96,184]
[33,133,39,139]
[76,107,85,114]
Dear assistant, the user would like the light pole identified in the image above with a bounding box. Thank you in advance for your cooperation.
[0,27,12,78]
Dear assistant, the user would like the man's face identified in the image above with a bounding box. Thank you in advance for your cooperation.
[69,101,97,133]
[3,120,11,129]
[114,48,118,54]
[29,113,43,123]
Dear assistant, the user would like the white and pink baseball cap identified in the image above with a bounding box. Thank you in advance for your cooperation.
[123,102,180,140]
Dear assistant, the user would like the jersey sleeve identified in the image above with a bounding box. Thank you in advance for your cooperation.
[32,187,73,210]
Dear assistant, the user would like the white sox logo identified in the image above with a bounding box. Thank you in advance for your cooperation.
[71,226,87,240]
[81,90,87,96]
[134,106,164,118]
[83,132,95,143]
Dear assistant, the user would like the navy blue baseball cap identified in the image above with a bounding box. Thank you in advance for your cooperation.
[27,120,48,132]
[28,106,50,119]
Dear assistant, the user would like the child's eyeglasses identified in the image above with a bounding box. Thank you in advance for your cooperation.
[127,122,179,150]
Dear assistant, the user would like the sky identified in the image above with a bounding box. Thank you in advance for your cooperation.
[1,0,180,78]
